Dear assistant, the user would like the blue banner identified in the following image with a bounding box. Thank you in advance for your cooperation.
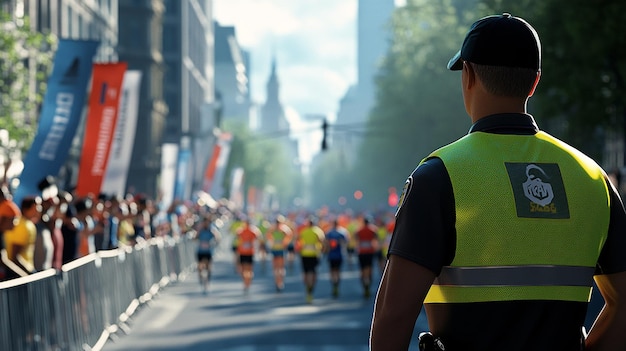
[174,147,192,201]
[14,39,99,203]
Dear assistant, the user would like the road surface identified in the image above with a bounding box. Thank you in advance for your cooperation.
[102,237,428,351]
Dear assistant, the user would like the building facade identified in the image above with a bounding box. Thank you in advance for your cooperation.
[2,0,220,201]
[333,0,395,164]
[19,0,119,190]
[23,0,118,62]
[214,21,251,126]
[118,0,168,198]
[162,0,216,200]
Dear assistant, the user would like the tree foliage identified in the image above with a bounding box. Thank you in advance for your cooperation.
[480,0,626,159]
[313,0,626,209]
[0,10,56,149]
[222,120,303,211]
[309,147,353,210]
[346,0,475,209]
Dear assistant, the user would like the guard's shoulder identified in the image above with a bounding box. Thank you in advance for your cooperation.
[396,157,452,217]
[412,157,448,181]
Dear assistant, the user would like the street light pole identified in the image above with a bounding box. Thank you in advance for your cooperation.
[321,118,329,151]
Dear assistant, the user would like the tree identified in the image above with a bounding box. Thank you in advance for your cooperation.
[538,0,625,160]
[309,147,353,210]
[480,0,626,160]
[0,10,56,149]
[348,0,475,208]
[222,120,303,211]
[311,0,625,210]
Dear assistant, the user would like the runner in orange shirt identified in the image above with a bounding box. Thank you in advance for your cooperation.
[355,217,379,298]
[236,218,262,293]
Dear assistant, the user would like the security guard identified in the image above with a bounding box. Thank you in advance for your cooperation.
[370,14,626,351]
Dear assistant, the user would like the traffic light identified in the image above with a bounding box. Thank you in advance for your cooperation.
[321,119,328,151]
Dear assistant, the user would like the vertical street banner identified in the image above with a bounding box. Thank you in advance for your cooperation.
[202,143,221,193]
[100,70,142,198]
[159,143,179,212]
[229,167,245,210]
[173,147,192,201]
[75,62,128,197]
[203,132,232,198]
[247,186,257,214]
[15,39,100,204]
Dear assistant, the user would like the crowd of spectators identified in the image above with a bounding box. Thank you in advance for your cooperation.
[0,181,226,282]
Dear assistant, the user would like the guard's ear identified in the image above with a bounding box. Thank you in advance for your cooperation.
[528,71,541,97]
[462,61,476,90]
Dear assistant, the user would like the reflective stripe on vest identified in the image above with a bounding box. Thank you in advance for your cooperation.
[435,265,595,287]
[425,265,596,303]
[426,284,593,303]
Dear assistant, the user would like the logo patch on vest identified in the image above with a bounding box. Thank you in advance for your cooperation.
[505,162,570,219]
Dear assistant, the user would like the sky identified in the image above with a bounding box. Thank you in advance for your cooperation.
[213,0,404,163]
[213,0,357,119]
[213,0,359,163]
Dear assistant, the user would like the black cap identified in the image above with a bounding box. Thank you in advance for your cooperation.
[448,13,541,71]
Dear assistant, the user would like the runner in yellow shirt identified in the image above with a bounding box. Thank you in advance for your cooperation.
[297,217,325,303]
[266,215,293,292]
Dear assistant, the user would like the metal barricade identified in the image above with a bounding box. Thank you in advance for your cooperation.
[0,234,196,351]
[0,269,62,351]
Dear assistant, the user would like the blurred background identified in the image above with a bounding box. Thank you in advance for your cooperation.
[0,0,624,214]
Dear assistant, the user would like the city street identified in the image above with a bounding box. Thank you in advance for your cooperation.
[102,238,429,351]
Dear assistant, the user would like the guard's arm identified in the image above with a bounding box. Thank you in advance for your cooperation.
[370,254,436,351]
[586,271,626,351]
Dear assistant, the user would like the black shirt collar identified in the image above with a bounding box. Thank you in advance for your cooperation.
[468,113,539,135]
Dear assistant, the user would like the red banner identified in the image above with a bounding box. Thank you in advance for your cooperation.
[202,144,222,192]
[75,62,127,197]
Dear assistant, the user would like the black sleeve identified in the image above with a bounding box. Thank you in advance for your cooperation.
[387,157,456,275]
[596,177,626,274]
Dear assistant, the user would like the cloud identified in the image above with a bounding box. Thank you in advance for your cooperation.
[214,1,301,45]
[214,1,361,163]
[284,106,323,162]
[279,64,350,116]
[214,0,357,116]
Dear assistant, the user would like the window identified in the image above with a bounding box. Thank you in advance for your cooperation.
[164,0,178,14]
[163,24,179,52]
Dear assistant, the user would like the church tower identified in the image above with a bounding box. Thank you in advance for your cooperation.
[260,56,288,133]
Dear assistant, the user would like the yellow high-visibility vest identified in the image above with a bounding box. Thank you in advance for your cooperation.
[424,131,610,303]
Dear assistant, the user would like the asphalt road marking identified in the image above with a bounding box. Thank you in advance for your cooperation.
[147,296,187,329]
